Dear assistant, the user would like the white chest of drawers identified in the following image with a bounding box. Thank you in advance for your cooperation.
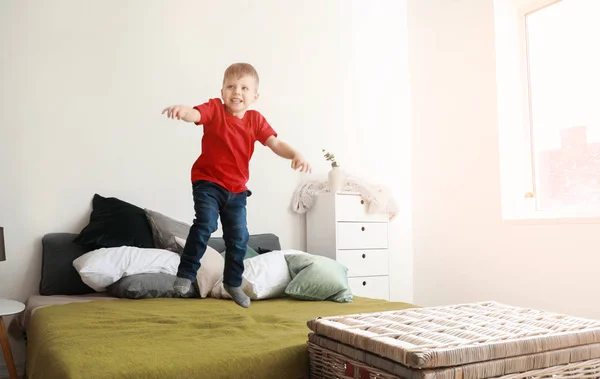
[306,192,390,301]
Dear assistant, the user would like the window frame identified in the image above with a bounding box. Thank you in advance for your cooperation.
[496,0,600,223]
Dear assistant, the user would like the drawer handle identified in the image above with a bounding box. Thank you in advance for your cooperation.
[361,226,365,231]
[362,254,366,259]
[360,199,365,205]
[362,281,367,286]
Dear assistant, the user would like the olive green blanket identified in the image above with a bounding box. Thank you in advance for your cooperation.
[26,297,415,379]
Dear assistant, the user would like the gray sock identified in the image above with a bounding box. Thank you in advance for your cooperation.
[224,284,250,308]
[173,277,192,296]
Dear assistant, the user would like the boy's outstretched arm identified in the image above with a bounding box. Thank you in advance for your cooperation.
[161,105,201,123]
[265,136,312,173]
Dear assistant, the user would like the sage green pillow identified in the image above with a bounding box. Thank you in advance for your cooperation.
[220,245,259,260]
[284,253,353,303]
[328,287,354,303]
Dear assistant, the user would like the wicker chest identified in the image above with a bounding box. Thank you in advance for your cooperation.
[307,301,600,379]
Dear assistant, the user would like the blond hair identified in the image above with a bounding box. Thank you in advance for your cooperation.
[222,63,259,87]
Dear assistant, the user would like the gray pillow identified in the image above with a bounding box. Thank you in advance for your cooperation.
[144,209,191,253]
[107,273,199,299]
[144,207,283,255]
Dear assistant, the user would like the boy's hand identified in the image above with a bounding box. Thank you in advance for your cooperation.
[265,136,312,173]
[161,105,201,123]
[292,154,312,173]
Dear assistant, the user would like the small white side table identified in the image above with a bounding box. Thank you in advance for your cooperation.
[0,299,25,379]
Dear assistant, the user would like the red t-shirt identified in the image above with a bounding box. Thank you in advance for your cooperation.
[190,98,277,193]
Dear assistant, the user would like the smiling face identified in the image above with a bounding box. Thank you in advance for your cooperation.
[221,75,259,118]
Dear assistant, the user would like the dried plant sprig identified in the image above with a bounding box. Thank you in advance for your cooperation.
[322,149,339,168]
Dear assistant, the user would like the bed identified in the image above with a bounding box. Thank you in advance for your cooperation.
[11,232,416,379]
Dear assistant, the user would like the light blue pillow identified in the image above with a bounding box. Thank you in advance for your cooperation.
[220,245,259,260]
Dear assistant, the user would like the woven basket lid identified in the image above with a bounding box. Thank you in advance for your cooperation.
[307,301,600,369]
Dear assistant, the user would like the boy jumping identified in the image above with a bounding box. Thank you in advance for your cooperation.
[162,63,311,308]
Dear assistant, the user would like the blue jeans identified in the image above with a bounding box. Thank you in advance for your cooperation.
[177,180,250,287]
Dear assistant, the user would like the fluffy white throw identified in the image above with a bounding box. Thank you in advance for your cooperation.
[291,176,399,220]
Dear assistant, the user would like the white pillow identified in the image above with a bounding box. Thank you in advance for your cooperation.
[73,246,180,292]
[210,250,292,300]
[174,236,224,298]
[244,251,291,298]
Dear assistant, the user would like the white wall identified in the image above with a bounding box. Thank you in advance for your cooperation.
[0,1,411,375]
[409,0,600,319]
[349,0,413,309]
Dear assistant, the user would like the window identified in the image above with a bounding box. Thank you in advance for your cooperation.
[495,0,600,220]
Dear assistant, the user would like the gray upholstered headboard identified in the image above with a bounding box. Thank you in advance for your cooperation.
[39,233,281,296]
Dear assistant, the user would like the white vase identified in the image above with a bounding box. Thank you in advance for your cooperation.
[328,167,345,193]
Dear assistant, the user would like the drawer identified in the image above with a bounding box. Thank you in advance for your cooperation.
[335,194,388,222]
[336,222,388,249]
[348,276,389,301]
[337,250,389,277]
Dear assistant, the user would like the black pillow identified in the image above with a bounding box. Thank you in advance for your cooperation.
[206,233,281,253]
[257,247,273,254]
[74,194,155,249]
[40,233,95,295]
